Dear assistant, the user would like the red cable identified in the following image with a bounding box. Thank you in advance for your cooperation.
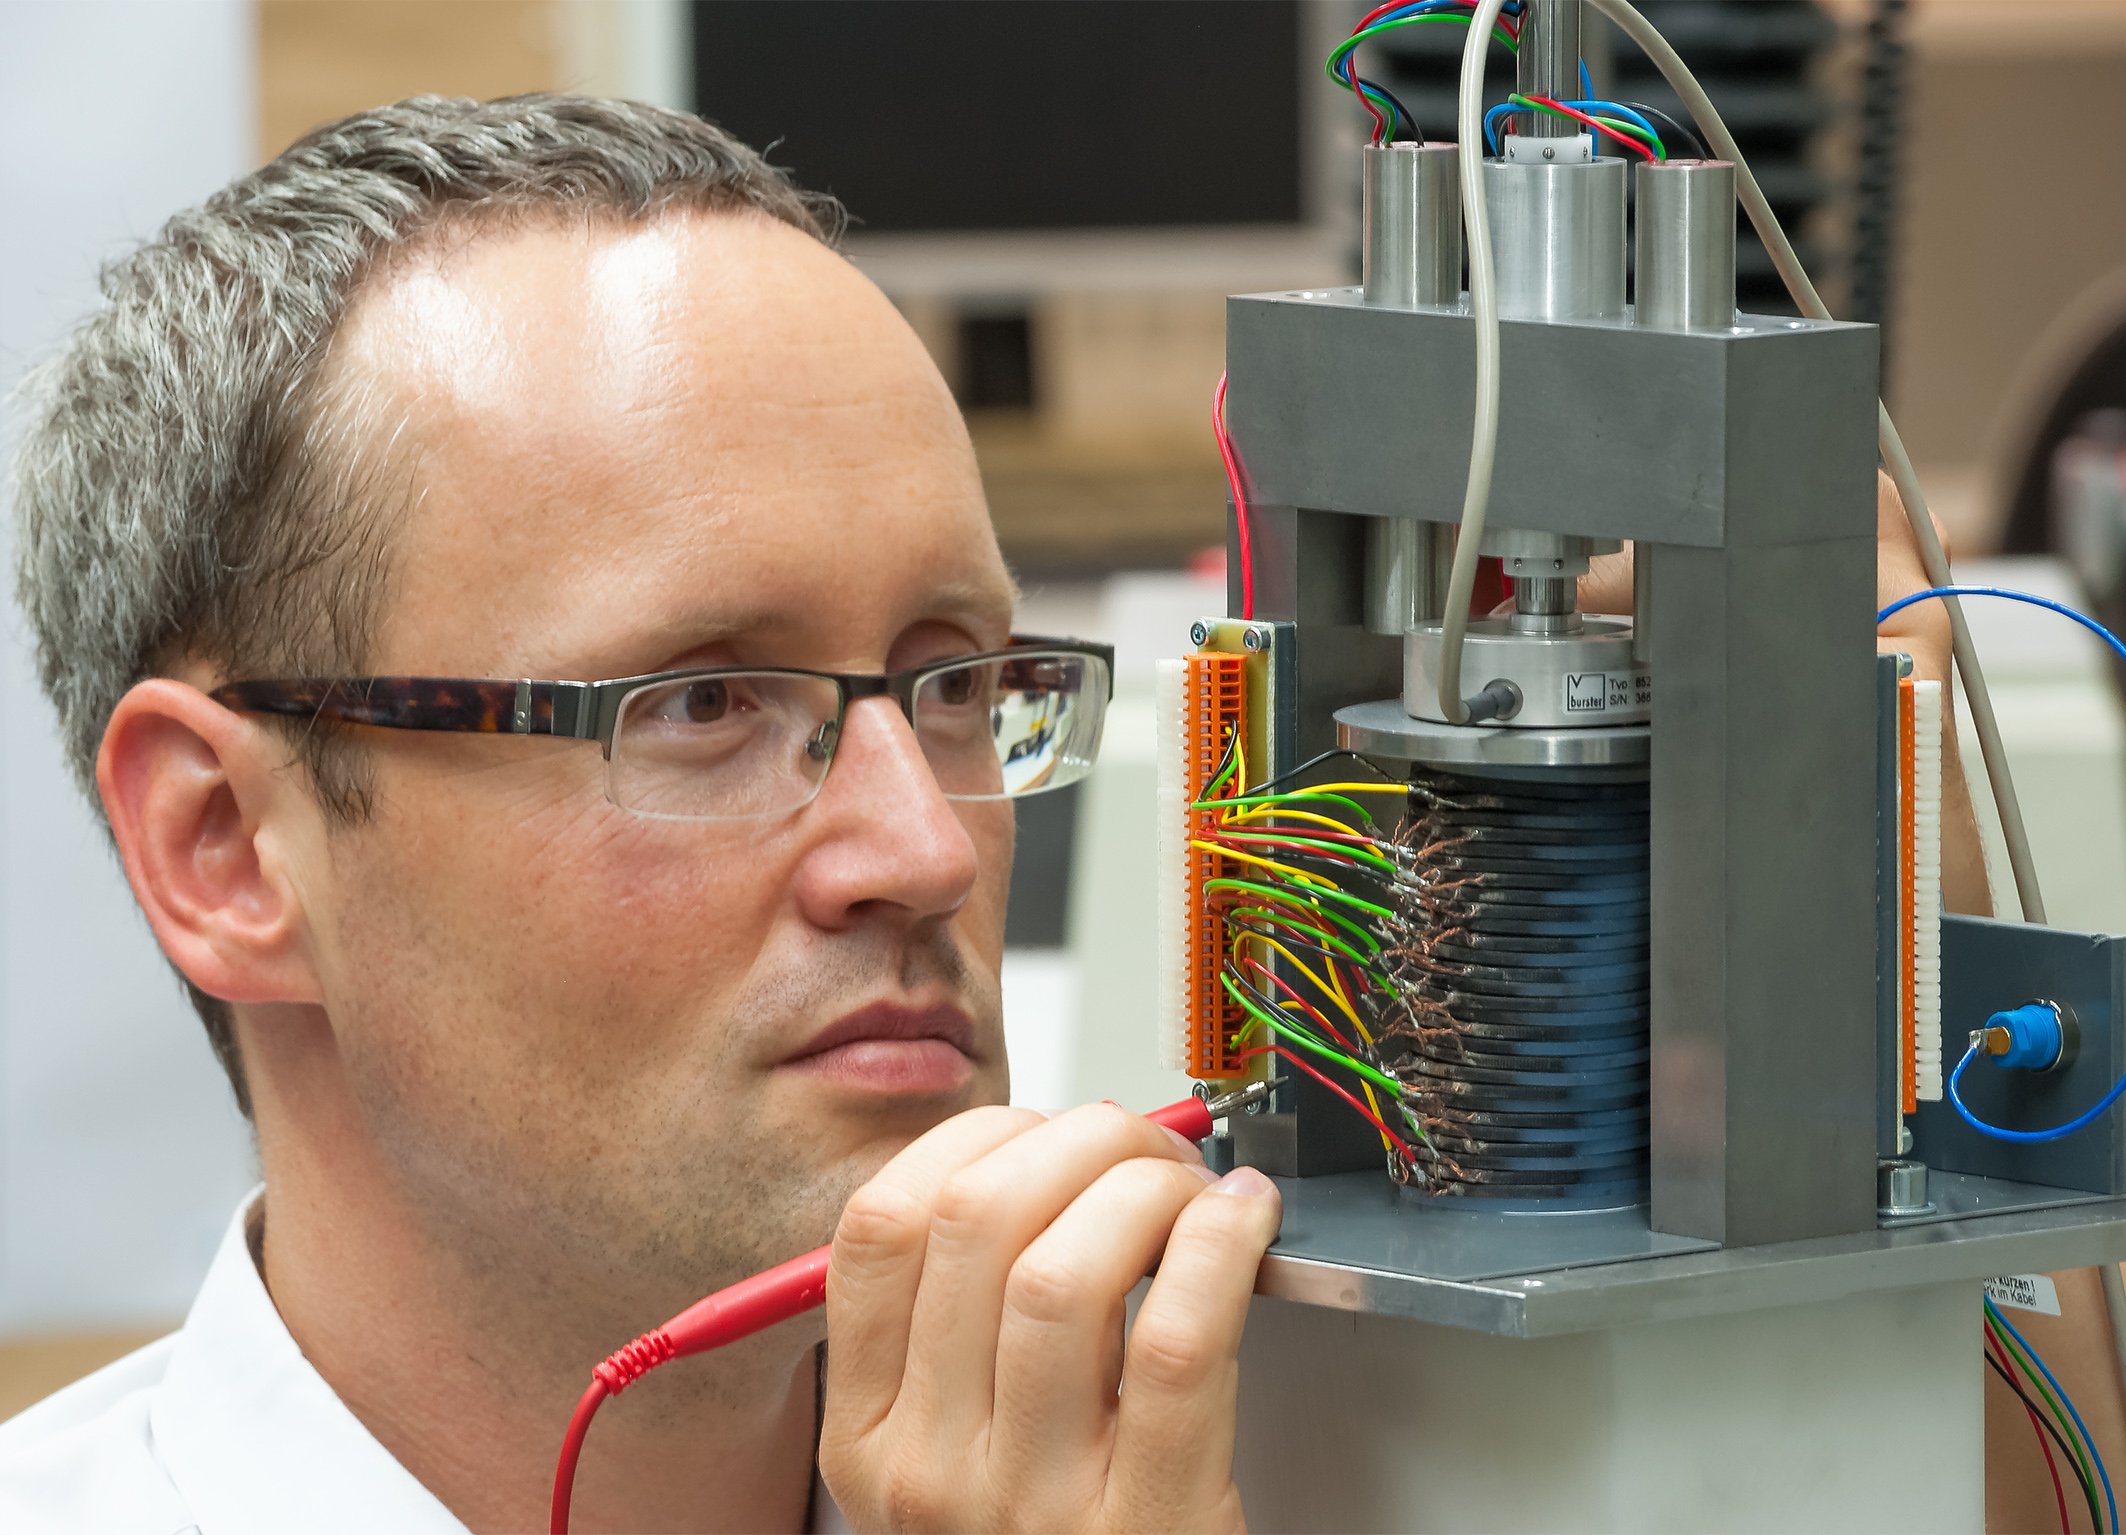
[1205,830,1368,868]
[1987,1323,2071,1533]
[550,1095,1221,1533]
[1520,94,1656,161]
[1232,1044,1417,1160]
[1236,956,1360,1054]
[1213,372,1254,621]
[1219,908,1375,976]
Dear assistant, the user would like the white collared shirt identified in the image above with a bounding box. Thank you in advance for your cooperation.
[0,1191,845,1533]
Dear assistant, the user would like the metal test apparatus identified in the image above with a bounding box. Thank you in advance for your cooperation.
[1152,1,2126,1524]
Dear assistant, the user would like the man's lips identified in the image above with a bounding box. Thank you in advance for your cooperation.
[779,1002,978,1093]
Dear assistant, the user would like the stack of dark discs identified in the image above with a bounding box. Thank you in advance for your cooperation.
[1379,765,1650,1210]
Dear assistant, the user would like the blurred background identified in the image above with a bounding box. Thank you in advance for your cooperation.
[9,0,2126,1421]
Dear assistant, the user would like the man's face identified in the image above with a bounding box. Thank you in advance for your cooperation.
[278,212,1016,1317]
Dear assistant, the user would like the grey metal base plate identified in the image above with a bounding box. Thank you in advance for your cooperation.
[1254,1169,2126,1338]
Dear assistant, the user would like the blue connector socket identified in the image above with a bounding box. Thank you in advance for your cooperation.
[1981,1001,2066,1072]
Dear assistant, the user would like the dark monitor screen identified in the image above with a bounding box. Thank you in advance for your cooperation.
[688,1,1304,234]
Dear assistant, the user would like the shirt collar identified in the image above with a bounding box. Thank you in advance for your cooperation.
[148,1189,468,1535]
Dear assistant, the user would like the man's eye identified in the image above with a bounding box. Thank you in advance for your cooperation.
[935,668,977,706]
[680,680,729,722]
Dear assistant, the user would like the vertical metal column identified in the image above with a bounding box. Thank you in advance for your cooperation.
[1647,533,1881,1244]
[1635,160,1738,332]
[1515,0,1584,139]
[1361,141,1458,640]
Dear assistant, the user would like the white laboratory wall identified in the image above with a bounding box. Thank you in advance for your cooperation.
[0,1,260,1332]
[1950,558,2126,936]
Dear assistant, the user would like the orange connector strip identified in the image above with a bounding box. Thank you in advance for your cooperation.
[1183,653,1249,1079]
[1898,675,1918,1116]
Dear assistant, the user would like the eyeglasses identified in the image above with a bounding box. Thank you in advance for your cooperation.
[209,636,1113,822]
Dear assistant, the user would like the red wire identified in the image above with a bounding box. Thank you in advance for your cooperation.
[1227,823,1379,847]
[1520,94,1656,161]
[1206,830,1368,867]
[551,1380,607,1534]
[1214,372,1254,621]
[1220,908,1372,974]
[1236,956,1359,1052]
[550,1096,1221,1533]
[1986,1323,2070,1533]
[1232,1044,1418,1160]
[1355,0,1519,37]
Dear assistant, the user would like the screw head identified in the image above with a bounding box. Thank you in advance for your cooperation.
[1243,627,1265,652]
[1542,146,1555,161]
[1189,622,1209,647]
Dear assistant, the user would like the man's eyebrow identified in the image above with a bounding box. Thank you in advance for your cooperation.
[926,577,1021,633]
[583,580,1021,677]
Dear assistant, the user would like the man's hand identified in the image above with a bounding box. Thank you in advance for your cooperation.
[1580,471,1991,914]
[819,1103,1281,1533]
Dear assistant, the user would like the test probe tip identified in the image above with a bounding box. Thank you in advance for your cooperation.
[1202,1077,1286,1118]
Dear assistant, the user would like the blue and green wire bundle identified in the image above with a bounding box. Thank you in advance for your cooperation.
[1326,0,1524,147]
[1985,1292,2116,1532]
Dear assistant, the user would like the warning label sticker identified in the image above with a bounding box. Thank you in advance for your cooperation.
[1985,1273,2062,1316]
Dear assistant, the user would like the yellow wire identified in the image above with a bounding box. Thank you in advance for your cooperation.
[1191,839,1338,893]
[1284,782,1411,796]
[1215,751,1400,1154]
[1224,804,1368,839]
[1241,933,1367,1035]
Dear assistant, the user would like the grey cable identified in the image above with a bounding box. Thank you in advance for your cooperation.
[1582,0,2126,1399]
[1583,0,2044,928]
[2105,1264,2126,1422]
[1437,0,1515,726]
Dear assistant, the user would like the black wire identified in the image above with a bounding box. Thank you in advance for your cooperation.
[1618,101,1709,160]
[1227,840,1397,887]
[1252,747,1402,797]
[1372,81,1422,145]
[1985,1349,2100,1530]
[1223,918,1398,988]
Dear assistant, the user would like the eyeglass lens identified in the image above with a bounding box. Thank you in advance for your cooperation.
[604,652,1105,820]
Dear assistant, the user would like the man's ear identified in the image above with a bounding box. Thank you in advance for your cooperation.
[98,679,325,1007]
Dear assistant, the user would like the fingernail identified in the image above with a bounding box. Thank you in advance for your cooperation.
[1187,1160,1221,1183]
[1159,1124,1206,1160]
[1211,1165,1278,1199]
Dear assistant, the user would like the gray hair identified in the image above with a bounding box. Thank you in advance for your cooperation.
[11,94,843,1115]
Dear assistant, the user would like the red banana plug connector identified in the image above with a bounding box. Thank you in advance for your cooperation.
[550,1081,1279,1533]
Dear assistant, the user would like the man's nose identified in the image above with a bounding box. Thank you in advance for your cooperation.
[788,694,984,931]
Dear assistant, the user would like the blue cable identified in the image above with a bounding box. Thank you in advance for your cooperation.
[1569,98,1660,142]
[1949,1041,2126,1144]
[1877,583,2126,668]
[1987,1296,2117,1534]
[1483,101,1514,154]
[1578,58,1594,157]
[1884,584,2126,1147]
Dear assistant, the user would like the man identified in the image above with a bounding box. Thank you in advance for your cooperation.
[0,91,1988,1535]
[0,95,1277,1533]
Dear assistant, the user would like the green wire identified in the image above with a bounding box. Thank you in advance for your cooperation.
[1506,93,1666,160]
[1591,115,1664,156]
[1223,904,1391,974]
[1220,973,1406,1096]
[1192,788,1378,828]
[1987,1305,2099,1511]
[1234,869,1395,923]
[1215,827,1399,874]
[1326,12,1519,103]
[1205,877,1387,956]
